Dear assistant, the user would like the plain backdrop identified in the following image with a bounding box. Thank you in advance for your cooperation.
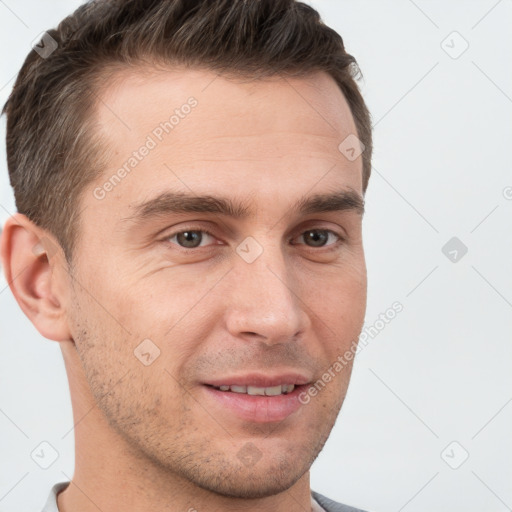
[1,1,511,511]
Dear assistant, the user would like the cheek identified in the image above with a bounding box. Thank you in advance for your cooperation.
[70,298,181,426]
[304,262,366,316]
[67,279,144,385]
[107,264,213,331]
[303,268,366,357]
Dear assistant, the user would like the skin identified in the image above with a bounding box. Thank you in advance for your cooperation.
[1,67,367,512]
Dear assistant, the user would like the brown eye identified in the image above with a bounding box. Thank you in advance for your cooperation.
[303,230,329,247]
[165,228,217,249]
[298,229,343,248]
[176,231,203,248]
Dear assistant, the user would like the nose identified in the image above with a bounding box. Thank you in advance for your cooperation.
[223,242,311,346]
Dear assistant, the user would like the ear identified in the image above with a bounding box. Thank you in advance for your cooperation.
[0,213,73,342]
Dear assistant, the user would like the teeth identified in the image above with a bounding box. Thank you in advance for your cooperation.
[214,384,296,395]
[263,385,283,396]
[283,384,295,394]
[247,386,266,396]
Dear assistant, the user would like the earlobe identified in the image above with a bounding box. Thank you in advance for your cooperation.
[0,213,73,342]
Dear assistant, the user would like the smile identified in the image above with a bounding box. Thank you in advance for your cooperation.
[209,384,296,396]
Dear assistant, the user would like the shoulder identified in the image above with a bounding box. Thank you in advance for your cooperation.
[40,481,70,512]
[312,490,372,512]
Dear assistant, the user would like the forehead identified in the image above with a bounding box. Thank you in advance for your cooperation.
[94,65,359,160]
[85,66,363,227]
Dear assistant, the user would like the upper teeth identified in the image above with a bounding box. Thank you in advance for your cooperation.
[215,384,295,395]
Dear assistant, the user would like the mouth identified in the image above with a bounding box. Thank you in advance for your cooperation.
[205,383,297,396]
[200,373,312,423]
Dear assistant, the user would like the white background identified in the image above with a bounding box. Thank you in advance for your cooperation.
[1,1,511,511]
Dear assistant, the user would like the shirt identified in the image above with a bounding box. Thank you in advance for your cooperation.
[42,481,370,512]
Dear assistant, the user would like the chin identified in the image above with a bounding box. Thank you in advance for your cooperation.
[157,440,315,500]
[190,462,307,499]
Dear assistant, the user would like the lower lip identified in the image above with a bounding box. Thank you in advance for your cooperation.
[201,385,307,423]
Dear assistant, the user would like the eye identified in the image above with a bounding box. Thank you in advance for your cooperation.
[162,226,345,251]
[165,228,217,249]
[294,229,344,249]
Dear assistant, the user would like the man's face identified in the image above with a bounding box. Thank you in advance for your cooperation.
[65,67,367,498]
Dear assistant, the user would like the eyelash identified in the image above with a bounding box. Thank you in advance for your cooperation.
[162,226,346,251]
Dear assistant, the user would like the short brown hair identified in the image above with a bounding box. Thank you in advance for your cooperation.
[3,0,373,265]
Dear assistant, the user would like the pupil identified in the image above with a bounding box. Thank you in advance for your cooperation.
[178,231,201,248]
[306,230,327,247]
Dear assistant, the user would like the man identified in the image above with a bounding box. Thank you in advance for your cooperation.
[0,0,373,511]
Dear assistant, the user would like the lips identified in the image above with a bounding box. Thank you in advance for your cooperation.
[203,372,312,388]
[200,372,313,423]
[209,384,296,396]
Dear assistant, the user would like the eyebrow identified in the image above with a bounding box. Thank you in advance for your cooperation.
[120,188,365,225]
